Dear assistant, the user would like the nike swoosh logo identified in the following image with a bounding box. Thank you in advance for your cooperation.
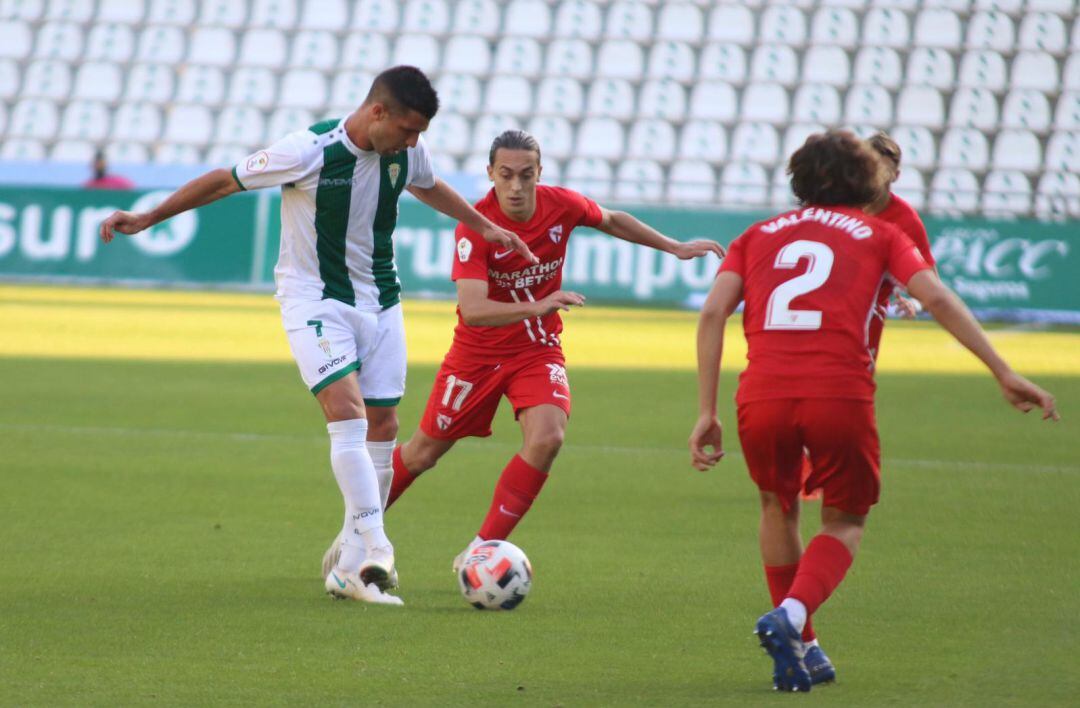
[493,250,513,259]
[552,391,570,400]
[331,572,347,589]
[498,504,522,518]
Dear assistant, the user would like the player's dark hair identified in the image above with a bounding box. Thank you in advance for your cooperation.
[366,66,439,119]
[867,131,902,171]
[787,130,881,207]
[488,130,541,166]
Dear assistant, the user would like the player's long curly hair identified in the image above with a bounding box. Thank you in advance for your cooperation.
[787,130,881,207]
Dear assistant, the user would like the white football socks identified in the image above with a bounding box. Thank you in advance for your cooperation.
[327,419,390,573]
[366,439,396,509]
[780,598,808,634]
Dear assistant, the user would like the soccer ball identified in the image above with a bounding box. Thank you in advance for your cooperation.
[457,540,533,610]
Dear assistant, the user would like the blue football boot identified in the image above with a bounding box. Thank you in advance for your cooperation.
[755,608,812,692]
[804,644,836,685]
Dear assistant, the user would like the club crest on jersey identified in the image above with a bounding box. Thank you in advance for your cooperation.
[457,237,473,262]
[387,163,401,188]
[546,363,569,387]
[246,151,269,173]
[436,414,453,431]
[548,224,563,244]
[318,338,333,358]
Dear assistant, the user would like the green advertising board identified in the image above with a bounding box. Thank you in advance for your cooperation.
[1,187,1076,323]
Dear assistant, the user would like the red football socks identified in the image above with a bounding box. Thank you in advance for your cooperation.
[477,455,549,540]
[786,534,853,617]
[765,563,816,642]
[385,445,418,510]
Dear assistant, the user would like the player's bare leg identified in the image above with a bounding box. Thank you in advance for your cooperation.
[517,404,567,472]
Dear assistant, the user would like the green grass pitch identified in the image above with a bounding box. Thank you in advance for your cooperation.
[1,354,1076,706]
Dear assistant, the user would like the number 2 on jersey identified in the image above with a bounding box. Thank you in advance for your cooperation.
[764,240,835,330]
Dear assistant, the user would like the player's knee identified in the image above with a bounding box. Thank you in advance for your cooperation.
[527,427,565,461]
[367,412,399,440]
[320,396,363,423]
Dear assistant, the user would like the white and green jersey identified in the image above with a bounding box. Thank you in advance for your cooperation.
[231,117,435,311]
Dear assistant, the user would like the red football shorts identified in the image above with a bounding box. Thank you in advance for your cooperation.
[420,350,571,440]
[736,398,881,516]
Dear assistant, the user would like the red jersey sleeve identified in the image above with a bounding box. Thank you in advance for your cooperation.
[883,224,932,286]
[550,186,603,228]
[718,230,749,276]
[907,214,934,266]
[451,223,490,281]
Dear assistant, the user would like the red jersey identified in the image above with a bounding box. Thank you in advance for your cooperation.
[719,205,931,404]
[449,185,603,360]
[868,193,935,357]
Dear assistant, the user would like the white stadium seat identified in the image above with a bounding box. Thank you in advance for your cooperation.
[553,0,603,41]
[0,21,32,60]
[536,77,585,120]
[699,44,747,85]
[164,104,213,145]
[772,165,795,209]
[484,76,533,117]
[679,121,727,162]
[1073,16,1080,50]
[967,12,1015,51]
[1046,131,1080,171]
[1029,0,1074,10]
[98,0,143,23]
[689,82,738,123]
[248,0,296,29]
[215,105,264,146]
[8,98,58,139]
[586,79,635,120]
[781,123,825,163]
[730,122,780,165]
[939,128,990,171]
[750,45,799,86]
[22,60,70,100]
[992,129,1042,172]
[889,126,937,169]
[291,31,339,71]
[188,27,236,66]
[892,167,926,210]
[565,156,613,199]
[982,170,1032,216]
[403,0,450,34]
[546,39,593,80]
[442,36,490,75]
[470,114,521,154]
[1019,12,1068,53]
[1061,54,1080,89]
[200,0,246,28]
[47,0,94,23]
[341,34,390,72]
[576,117,624,159]
[949,88,1000,131]
[51,140,97,162]
[863,8,909,48]
[0,59,20,99]
[148,0,195,25]
[658,3,703,43]
[391,34,440,74]
[112,103,161,142]
[1035,171,1080,218]
[742,83,790,124]
[59,100,109,141]
[329,72,375,112]
[105,142,149,164]
[720,162,770,206]
[505,0,551,38]
[973,0,1021,13]
[1,0,42,20]
[154,144,202,165]
[638,80,687,122]
[759,6,807,47]
[423,112,470,157]
[802,46,850,87]
[526,116,575,160]
[853,47,902,89]
[352,0,399,32]
[1055,92,1080,130]
[596,40,645,80]
[606,1,653,41]
[913,9,962,48]
[279,69,326,110]
[2,139,47,160]
[958,50,1008,92]
[906,49,955,89]
[205,144,251,167]
[84,23,134,62]
[615,159,665,203]
[811,7,859,48]
[648,42,696,82]
[237,29,286,68]
[792,84,841,124]
[436,74,483,116]
[125,64,175,104]
[35,21,82,60]
[494,37,544,78]
[667,161,716,203]
[896,86,945,129]
[1001,89,1052,132]
[453,0,500,38]
[1011,52,1059,93]
[844,85,893,126]
[266,107,313,140]
[930,168,980,213]
[627,119,677,161]
[707,5,756,46]
[228,68,277,109]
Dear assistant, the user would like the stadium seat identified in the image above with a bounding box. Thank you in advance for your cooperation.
[148,0,195,25]
[291,31,339,70]
[125,64,175,104]
[1035,171,1080,218]
[689,82,738,123]
[1011,52,1059,93]
[0,21,32,60]
[771,165,795,209]
[657,3,703,42]
[1029,0,1073,10]
[1055,91,1080,130]
[59,100,109,141]
[8,98,58,140]
[720,162,770,206]
[391,34,440,74]
[545,39,593,80]
[97,0,143,23]
[759,6,807,47]
[707,5,756,46]
[792,84,841,124]
[1046,131,1080,171]
[586,79,635,120]
[889,125,937,169]
[781,123,824,162]
[930,168,980,213]
[974,0,1022,13]
[35,21,82,60]
[1019,12,1068,53]
[730,122,780,165]
[535,77,585,120]
[638,80,687,122]
[892,167,926,210]
[627,119,677,161]
[810,7,859,48]
[648,41,696,82]
[553,0,603,40]
[163,105,213,145]
[329,71,375,112]
[982,170,1032,216]
[949,87,1000,131]
[442,36,489,75]
[280,69,326,110]
[249,0,296,28]
[188,27,236,66]
[802,46,850,87]
[484,76,533,117]
[112,103,161,143]
[863,8,909,48]
[699,44,747,85]
[615,159,665,203]
[606,1,653,41]
[750,45,799,86]
[205,144,251,167]
[1063,53,1080,89]
[504,0,551,38]
[913,9,962,48]
[199,0,246,28]
[452,0,500,38]
[216,105,265,146]
[105,141,149,164]
[596,40,645,80]
[526,115,574,159]
[679,120,727,162]
[228,68,277,109]
[22,60,70,100]
[967,12,1015,50]
[153,143,202,164]
[352,0,399,32]
[436,74,483,116]
[992,129,1042,172]
[47,0,93,22]
[1,0,42,20]
[1073,16,1080,50]
[341,33,393,71]
[469,114,521,155]
[1001,89,1052,132]
[494,37,544,78]
[667,161,716,203]
[423,112,470,157]
[844,85,893,126]
[939,128,990,171]
[958,50,1009,92]
[852,47,903,89]
[428,152,459,176]
[51,140,96,162]
[742,83,790,124]
[0,59,19,99]
[906,48,955,89]
[403,0,450,35]
[576,117,624,159]
[237,29,286,68]
[1,139,47,160]
[266,107,314,139]
[565,156,613,199]
[897,86,945,128]
[84,22,135,62]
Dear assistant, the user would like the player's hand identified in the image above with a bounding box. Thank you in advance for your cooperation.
[671,239,726,260]
[689,415,725,471]
[535,290,585,316]
[997,371,1059,421]
[99,210,151,243]
[894,294,921,318]
[480,225,538,265]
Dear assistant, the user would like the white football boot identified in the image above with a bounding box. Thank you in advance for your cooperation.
[451,538,485,574]
[358,545,397,591]
[322,534,398,589]
[324,568,403,605]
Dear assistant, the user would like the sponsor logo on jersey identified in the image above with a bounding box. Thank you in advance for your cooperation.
[488,257,564,290]
[548,224,563,244]
[493,249,513,259]
[457,237,472,262]
[246,151,269,173]
[317,355,349,375]
[388,164,401,188]
[436,413,453,431]
[546,363,569,387]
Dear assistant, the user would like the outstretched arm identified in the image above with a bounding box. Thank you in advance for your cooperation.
[456,279,585,328]
[593,207,726,260]
[408,179,537,264]
[905,270,1059,420]
[689,271,744,471]
[100,168,241,242]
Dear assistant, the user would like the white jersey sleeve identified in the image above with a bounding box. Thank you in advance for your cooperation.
[232,131,321,191]
[406,134,436,189]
